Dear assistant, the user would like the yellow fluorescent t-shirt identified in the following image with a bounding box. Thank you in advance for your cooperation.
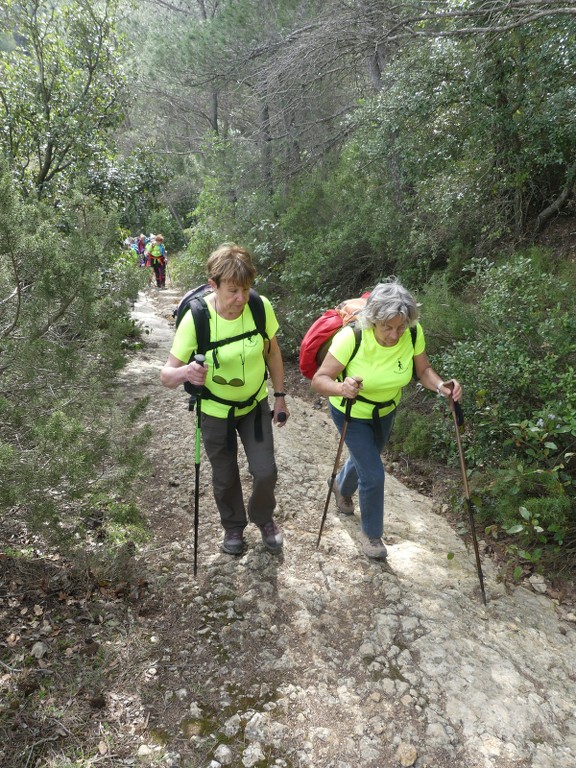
[328,323,425,419]
[170,294,279,418]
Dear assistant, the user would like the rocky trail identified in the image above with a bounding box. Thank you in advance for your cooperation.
[119,286,576,768]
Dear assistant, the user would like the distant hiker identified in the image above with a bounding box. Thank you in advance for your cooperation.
[136,233,147,267]
[160,243,289,556]
[311,278,462,561]
[149,234,167,289]
[146,235,166,288]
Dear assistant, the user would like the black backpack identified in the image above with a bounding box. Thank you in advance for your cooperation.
[173,283,268,360]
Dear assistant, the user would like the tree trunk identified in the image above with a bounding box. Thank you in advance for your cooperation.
[534,159,576,235]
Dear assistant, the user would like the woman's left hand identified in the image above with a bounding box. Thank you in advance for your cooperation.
[272,398,290,426]
[441,379,462,401]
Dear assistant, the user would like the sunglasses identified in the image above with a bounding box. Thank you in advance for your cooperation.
[212,374,244,387]
[211,348,245,387]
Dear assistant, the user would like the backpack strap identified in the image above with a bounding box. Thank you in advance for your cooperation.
[352,393,398,443]
[342,323,362,377]
[244,290,269,356]
[187,297,212,358]
[201,386,267,452]
[410,325,418,379]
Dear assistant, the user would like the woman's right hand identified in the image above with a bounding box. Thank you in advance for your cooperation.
[185,360,208,388]
[341,376,363,400]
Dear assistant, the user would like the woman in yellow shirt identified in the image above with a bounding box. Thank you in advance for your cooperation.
[312,279,462,560]
[160,244,289,556]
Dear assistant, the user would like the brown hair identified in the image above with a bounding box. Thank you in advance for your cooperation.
[207,243,256,288]
[155,234,164,243]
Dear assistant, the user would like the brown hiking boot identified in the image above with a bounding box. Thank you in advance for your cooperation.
[328,477,354,516]
[360,532,388,560]
[221,530,244,555]
[258,520,284,554]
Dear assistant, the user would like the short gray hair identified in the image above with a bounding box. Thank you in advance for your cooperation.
[359,279,419,329]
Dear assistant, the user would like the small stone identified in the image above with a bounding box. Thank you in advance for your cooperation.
[30,642,50,659]
[214,744,234,765]
[395,742,417,767]
[242,742,265,767]
[529,574,547,594]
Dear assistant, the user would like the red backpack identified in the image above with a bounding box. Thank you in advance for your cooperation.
[299,293,370,379]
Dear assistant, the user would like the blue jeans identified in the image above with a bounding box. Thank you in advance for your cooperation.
[330,403,396,539]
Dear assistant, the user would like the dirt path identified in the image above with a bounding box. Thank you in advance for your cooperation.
[121,286,576,768]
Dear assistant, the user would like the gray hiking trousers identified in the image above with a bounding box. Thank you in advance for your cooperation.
[200,399,278,531]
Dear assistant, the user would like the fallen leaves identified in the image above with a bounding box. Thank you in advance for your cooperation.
[0,549,151,766]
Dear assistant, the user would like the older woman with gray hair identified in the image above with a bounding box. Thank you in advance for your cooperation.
[311,278,462,560]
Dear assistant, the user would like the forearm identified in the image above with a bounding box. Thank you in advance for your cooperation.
[311,372,345,398]
[418,365,445,395]
[160,354,205,390]
[160,363,188,389]
[265,339,285,393]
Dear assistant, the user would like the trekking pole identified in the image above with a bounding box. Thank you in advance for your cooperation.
[317,398,353,549]
[190,354,205,577]
[447,389,487,606]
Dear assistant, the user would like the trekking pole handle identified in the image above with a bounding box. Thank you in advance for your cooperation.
[189,355,205,399]
[444,380,464,427]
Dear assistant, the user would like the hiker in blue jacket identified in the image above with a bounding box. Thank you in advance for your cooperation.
[160,244,289,556]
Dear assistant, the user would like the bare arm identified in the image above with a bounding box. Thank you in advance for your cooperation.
[311,352,363,400]
[160,353,207,389]
[414,351,462,401]
[265,336,290,424]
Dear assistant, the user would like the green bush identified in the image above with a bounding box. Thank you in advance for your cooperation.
[422,251,576,564]
[147,206,186,250]
[0,165,149,541]
[388,408,434,460]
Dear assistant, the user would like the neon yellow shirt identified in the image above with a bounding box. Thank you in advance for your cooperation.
[328,323,425,418]
[170,295,279,418]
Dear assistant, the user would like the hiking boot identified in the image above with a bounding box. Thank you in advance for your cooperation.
[259,520,283,553]
[360,532,388,560]
[221,530,244,555]
[328,478,354,515]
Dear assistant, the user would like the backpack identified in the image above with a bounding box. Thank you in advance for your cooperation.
[299,292,417,379]
[173,283,270,400]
